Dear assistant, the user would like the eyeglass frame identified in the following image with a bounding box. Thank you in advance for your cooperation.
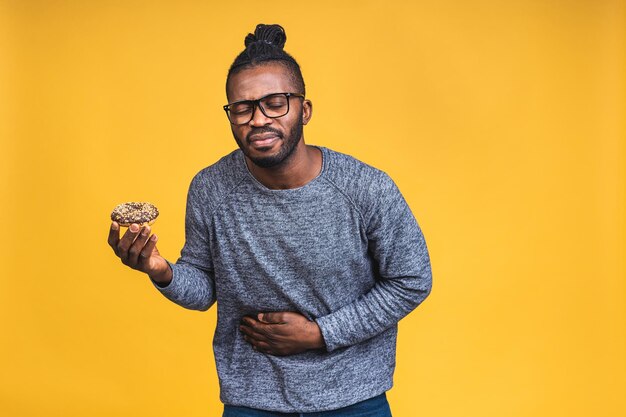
[223,92,306,125]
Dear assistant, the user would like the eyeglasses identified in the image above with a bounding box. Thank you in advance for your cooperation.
[223,92,305,125]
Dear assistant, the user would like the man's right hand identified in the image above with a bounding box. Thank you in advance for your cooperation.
[107,222,172,286]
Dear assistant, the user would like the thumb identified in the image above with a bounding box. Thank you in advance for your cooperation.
[258,312,285,324]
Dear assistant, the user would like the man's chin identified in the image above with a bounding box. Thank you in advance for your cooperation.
[246,145,293,168]
[248,154,284,168]
[238,126,302,169]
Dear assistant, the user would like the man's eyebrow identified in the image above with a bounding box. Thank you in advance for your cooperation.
[227,93,284,104]
[225,97,254,106]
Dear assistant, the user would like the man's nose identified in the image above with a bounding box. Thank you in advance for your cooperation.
[249,104,271,126]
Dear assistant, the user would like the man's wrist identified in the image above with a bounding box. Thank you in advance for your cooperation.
[149,263,173,287]
[307,321,326,350]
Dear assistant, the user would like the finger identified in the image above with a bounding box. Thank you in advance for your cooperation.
[117,223,141,263]
[243,333,265,346]
[240,318,269,337]
[241,316,263,329]
[243,334,273,352]
[127,226,151,266]
[108,222,120,253]
[251,339,273,353]
[139,234,158,261]
[242,332,272,354]
[239,324,267,341]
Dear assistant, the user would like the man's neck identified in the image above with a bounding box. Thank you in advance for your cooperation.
[245,142,322,190]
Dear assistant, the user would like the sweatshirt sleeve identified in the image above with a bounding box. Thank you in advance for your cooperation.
[150,174,216,311]
[315,175,432,352]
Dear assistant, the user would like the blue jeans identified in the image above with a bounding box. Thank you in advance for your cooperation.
[222,393,392,417]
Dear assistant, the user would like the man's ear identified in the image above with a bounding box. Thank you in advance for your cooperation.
[302,99,313,125]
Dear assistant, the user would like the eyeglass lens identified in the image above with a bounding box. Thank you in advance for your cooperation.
[228,94,290,125]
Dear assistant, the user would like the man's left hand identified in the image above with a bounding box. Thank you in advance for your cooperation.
[239,312,326,356]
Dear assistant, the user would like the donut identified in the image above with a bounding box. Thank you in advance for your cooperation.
[111,202,159,227]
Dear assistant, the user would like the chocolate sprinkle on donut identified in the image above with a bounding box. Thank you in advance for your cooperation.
[111,202,159,226]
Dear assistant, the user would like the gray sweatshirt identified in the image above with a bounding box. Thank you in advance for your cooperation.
[152,146,432,413]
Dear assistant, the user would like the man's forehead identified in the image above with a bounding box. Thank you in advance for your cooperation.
[227,63,296,101]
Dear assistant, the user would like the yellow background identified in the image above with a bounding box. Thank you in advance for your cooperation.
[1,1,624,416]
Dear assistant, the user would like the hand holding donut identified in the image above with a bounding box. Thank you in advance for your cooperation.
[107,202,172,286]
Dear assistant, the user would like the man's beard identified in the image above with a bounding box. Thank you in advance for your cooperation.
[233,115,304,169]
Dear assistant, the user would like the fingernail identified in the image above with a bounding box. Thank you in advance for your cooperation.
[130,224,139,232]
[111,222,119,231]
[141,227,150,236]
[151,234,158,241]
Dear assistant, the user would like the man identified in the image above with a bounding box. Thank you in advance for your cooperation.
[108,24,432,416]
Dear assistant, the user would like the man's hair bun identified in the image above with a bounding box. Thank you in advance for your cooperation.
[227,23,305,95]
[244,24,287,50]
